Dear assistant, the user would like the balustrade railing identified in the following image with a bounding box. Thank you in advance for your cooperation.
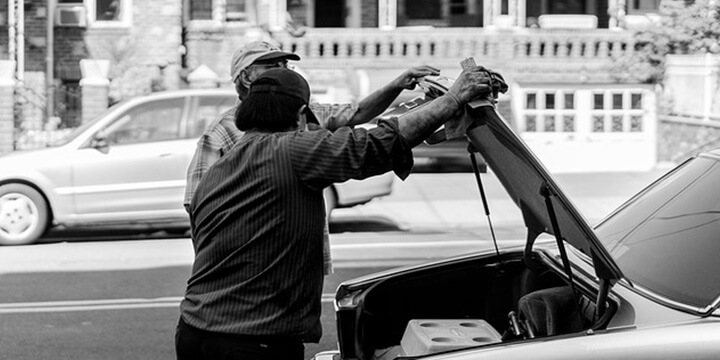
[273,27,635,68]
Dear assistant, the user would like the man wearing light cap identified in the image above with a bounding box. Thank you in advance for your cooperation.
[177,67,507,360]
[184,41,440,212]
[183,40,441,276]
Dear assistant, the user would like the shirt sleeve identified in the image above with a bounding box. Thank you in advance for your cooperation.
[183,110,241,209]
[308,102,359,131]
[183,132,224,208]
[287,118,413,191]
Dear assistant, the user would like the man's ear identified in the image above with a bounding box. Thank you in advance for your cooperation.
[239,70,252,87]
[297,104,308,130]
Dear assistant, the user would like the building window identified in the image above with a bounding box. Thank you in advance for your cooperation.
[526,93,537,109]
[544,115,556,132]
[189,0,212,20]
[611,115,624,132]
[628,0,661,15]
[612,93,623,109]
[563,115,575,132]
[592,115,605,132]
[519,88,647,137]
[545,93,555,109]
[525,115,537,132]
[226,0,247,21]
[96,0,121,20]
[405,0,441,19]
[590,90,645,134]
[593,93,604,110]
[522,90,576,133]
[450,0,467,15]
[500,0,509,15]
[87,0,132,26]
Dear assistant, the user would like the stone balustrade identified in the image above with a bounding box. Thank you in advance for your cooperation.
[185,25,636,85]
[273,27,635,69]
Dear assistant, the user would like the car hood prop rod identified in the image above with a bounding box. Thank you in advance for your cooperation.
[468,143,501,260]
[541,184,579,302]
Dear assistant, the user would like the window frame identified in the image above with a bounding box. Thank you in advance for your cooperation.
[627,0,661,15]
[520,89,577,133]
[85,0,133,28]
[187,0,255,24]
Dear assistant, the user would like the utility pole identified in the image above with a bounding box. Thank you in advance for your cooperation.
[47,0,55,120]
[14,0,24,82]
[8,0,15,63]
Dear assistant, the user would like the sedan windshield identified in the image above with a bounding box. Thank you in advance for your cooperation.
[595,156,720,308]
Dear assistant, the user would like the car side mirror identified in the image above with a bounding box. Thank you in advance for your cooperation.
[90,131,110,154]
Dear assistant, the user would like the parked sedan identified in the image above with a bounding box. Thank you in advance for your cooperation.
[314,96,720,359]
[0,89,394,245]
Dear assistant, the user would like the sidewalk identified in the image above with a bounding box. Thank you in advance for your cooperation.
[331,167,672,232]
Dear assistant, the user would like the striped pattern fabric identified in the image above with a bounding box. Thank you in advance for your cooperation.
[181,119,412,342]
[184,102,360,275]
[184,107,241,209]
[183,103,359,209]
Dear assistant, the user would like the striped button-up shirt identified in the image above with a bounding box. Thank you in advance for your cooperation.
[181,119,412,342]
[183,102,360,275]
[183,103,358,209]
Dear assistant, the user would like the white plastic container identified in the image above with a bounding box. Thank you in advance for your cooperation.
[400,319,502,356]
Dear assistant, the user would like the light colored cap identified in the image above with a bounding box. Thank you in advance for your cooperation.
[229,41,300,83]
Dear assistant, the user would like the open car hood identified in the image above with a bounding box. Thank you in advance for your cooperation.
[455,100,623,281]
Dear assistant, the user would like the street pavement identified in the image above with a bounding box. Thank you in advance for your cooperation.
[0,166,675,273]
[329,166,674,260]
[334,166,673,230]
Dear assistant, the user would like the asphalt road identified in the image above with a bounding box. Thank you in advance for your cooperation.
[0,169,666,359]
[0,238,402,360]
[0,220,503,360]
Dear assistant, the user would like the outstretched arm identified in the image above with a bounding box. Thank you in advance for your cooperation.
[397,66,496,147]
[344,65,441,127]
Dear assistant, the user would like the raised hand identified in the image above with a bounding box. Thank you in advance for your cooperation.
[394,65,442,90]
[446,66,507,105]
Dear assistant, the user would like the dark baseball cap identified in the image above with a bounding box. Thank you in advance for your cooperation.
[249,68,319,124]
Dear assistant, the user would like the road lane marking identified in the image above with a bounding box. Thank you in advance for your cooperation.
[0,295,337,314]
[0,239,505,273]
[0,297,183,313]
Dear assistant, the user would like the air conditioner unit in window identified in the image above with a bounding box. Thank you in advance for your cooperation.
[55,4,87,27]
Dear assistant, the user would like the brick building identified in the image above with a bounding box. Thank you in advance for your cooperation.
[1,0,719,171]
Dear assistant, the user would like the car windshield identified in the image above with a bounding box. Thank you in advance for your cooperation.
[595,156,720,308]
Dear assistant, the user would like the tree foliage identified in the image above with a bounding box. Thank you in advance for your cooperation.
[612,0,720,83]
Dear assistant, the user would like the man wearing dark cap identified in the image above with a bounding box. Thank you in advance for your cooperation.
[183,40,440,276]
[184,41,440,212]
[176,66,505,360]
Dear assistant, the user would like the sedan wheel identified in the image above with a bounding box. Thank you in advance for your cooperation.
[0,184,49,245]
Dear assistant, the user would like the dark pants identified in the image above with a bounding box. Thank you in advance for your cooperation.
[175,318,304,360]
